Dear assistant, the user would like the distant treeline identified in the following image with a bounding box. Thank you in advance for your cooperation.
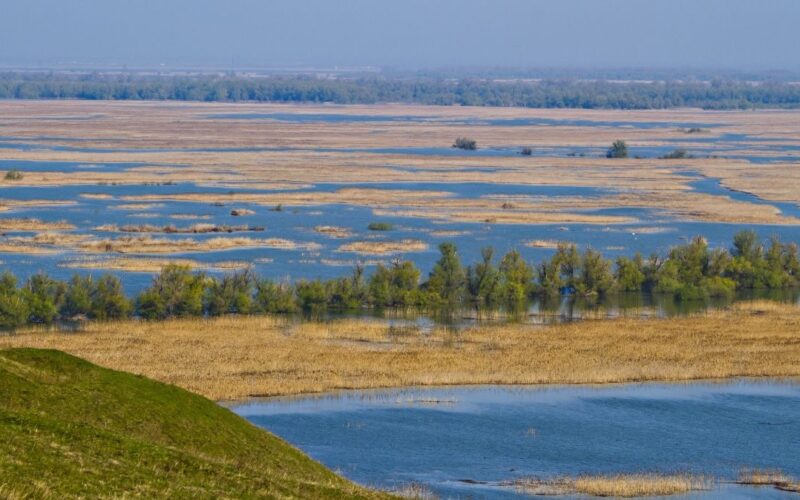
[3,72,800,109]
[1,230,798,329]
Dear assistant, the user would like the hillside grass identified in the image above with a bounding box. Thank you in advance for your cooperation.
[0,348,388,499]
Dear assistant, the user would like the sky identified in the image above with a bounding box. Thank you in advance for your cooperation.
[1,0,799,70]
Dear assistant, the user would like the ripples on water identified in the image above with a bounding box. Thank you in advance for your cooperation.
[234,381,800,499]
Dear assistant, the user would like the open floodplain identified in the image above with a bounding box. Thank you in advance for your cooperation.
[3,100,800,297]
[4,301,800,498]
[3,101,800,498]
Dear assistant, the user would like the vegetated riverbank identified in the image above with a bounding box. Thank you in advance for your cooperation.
[3,72,800,109]
[1,230,798,330]
[0,348,388,498]
[2,301,798,401]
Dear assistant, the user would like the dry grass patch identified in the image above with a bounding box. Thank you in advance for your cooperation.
[525,239,565,249]
[514,474,711,497]
[737,468,798,492]
[77,235,320,254]
[338,239,427,255]
[2,301,800,401]
[60,257,249,273]
[0,218,75,231]
[314,225,352,238]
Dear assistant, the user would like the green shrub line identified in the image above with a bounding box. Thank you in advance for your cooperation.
[1,230,798,328]
[4,72,800,110]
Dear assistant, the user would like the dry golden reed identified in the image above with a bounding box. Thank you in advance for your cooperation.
[2,301,798,401]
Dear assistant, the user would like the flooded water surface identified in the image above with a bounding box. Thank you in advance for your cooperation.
[234,381,800,499]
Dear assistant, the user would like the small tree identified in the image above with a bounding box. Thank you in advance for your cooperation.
[426,242,466,304]
[254,280,297,313]
[24,273,65,324]
[295,279,327,310]
[467,247,501,306]
[91,274,132,320]
[204,269,255,316]
[0,272,29,329]
[136,264,205,319]
[453,137,477,150]
[606,140,628,159]
[62,274,94,318]
[4,169,23,181]
[499,249,533,304]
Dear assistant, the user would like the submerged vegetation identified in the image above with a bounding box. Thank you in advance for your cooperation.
[4,72,800,109]
[0,348,383,498]
[0,230,798,328]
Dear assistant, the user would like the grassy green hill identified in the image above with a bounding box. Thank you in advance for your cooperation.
[0,348,389,499]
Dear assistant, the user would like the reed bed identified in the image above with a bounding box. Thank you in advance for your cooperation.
[337,239,427,255]
[514,473,711,497]
[737,468,798,492]
[1,301,799,401]
[60,257,248,272]
[0,218,75,231]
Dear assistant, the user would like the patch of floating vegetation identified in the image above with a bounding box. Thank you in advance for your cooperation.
[337,239,427,255]
[428,229,471,237]
[230,208,256,216]
[93,223,265,234]
[78,235,321,254]
[115,203,165,210]
[511,473,712,497]
[80,193,115,200]
[600,226,677,235]
[0,218,75,231]
[169,213,212,220]
[314,225,352,238]
[1,232,91,250]
[525,239,567,249]
[0,199,78,212]
[61,257,249,273]
[320,257,388,267]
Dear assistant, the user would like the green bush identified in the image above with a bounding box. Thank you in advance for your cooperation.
[367,222,394,231]
[136,265,205,319]
[4,169,23,181]
[606,140,629,158]
[453,137,477,150]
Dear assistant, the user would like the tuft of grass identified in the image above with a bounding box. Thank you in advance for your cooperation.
[391,482,438,499]
[0,348,388,498]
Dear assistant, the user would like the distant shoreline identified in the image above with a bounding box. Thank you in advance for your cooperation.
[4,71,800,110]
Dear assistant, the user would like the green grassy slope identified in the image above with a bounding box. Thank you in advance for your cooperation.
[0,348,389,499]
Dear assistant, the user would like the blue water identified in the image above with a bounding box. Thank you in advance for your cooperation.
[4,110,800,300]
[207,112,723,130]
[234,381,800,499]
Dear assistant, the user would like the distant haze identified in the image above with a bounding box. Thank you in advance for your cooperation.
[2,0,799,71]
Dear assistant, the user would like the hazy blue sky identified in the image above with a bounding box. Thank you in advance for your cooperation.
[2,0,798,69]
